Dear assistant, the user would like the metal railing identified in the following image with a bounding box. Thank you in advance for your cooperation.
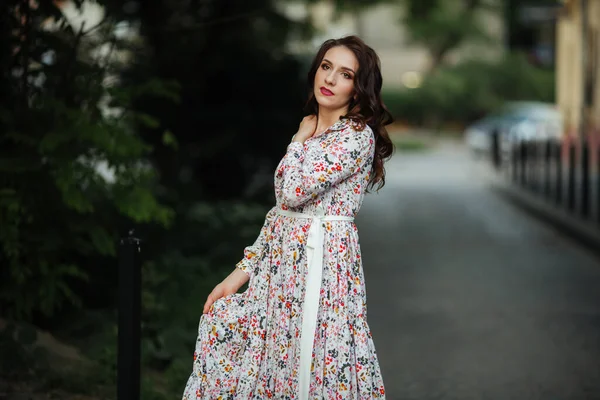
[501,137,600,225]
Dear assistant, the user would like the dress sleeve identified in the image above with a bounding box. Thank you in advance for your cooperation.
[235,205,278,278]
[278,123,374,208]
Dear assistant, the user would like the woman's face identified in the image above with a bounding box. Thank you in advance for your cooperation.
[313,46,358,113]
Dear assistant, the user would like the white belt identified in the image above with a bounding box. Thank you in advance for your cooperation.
[277,208,354,399]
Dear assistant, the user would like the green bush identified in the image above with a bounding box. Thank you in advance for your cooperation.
[0,2,178,320]
[135,200,273,399]
[383,52,555,129]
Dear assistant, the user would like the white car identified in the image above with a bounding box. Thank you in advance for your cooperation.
[465,102,563,158]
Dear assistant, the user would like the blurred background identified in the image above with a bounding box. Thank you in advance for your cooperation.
[1,0,599,399]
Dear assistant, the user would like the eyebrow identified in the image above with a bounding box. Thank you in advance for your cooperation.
[322,58,355,74]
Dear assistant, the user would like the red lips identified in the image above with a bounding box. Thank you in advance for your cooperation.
[320,87,334,96]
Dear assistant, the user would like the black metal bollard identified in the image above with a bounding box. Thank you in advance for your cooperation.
[533,141,540,192]
[581,141,590,218]
[520,141,527,187]
[118,229,142,400]
[528,141,537,192]
[567,142,576,213]
[544,140,552,198]
[555,140,563,206]
[598,146,600,225]
[512,142,519,183]
[491,131,501,170]
[526,141,533,190]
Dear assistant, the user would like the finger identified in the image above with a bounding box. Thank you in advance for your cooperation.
[203,294,213,314]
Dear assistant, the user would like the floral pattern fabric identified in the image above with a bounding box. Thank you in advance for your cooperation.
[182,118,386,399]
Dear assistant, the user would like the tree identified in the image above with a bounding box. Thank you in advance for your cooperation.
[324,0,394,38]
[400,0,501,72]
[330,0,386,37]
[121,0,311,202]
[313,0,499,73]
[0,0,175,319]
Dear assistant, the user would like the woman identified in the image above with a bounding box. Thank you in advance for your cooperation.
[182,35,394,399]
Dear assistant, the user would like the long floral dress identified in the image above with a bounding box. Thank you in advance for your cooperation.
[182,117,386,399]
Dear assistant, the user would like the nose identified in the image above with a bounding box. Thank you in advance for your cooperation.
[324,70,335,85]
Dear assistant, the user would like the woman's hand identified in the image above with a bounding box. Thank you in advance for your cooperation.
[202,268,250,314]
[292,115,317,144]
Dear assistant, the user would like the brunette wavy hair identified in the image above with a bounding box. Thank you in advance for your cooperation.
[304,35,395,192]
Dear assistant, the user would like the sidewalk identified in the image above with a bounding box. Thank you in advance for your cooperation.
[362,140,600,399]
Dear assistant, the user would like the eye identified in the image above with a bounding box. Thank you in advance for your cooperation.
[343,72,352,79]
[321,63,330,70]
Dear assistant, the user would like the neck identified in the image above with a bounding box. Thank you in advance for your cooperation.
[316,106,348,134]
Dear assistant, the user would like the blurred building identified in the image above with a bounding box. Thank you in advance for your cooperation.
[281,1,505,89]
[556,0,600,136]
[505,0,561,68]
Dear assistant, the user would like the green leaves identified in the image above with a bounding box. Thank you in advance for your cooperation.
[113,185,174,227]
[88,226,117,256]
[0,156,42,173]
[135,112,160,129]
[106,79,181,110]
[0,0,177,320]
[400,0,499,71]
[383,52,555,127]
[161,130,178,150]
[37,263,89,316]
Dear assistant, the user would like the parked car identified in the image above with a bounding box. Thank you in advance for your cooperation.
[465,102,564,159]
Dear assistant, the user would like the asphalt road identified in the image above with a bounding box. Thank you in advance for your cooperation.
[358,139,600,400]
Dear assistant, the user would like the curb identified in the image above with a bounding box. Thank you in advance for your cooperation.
[488,177,600,257]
